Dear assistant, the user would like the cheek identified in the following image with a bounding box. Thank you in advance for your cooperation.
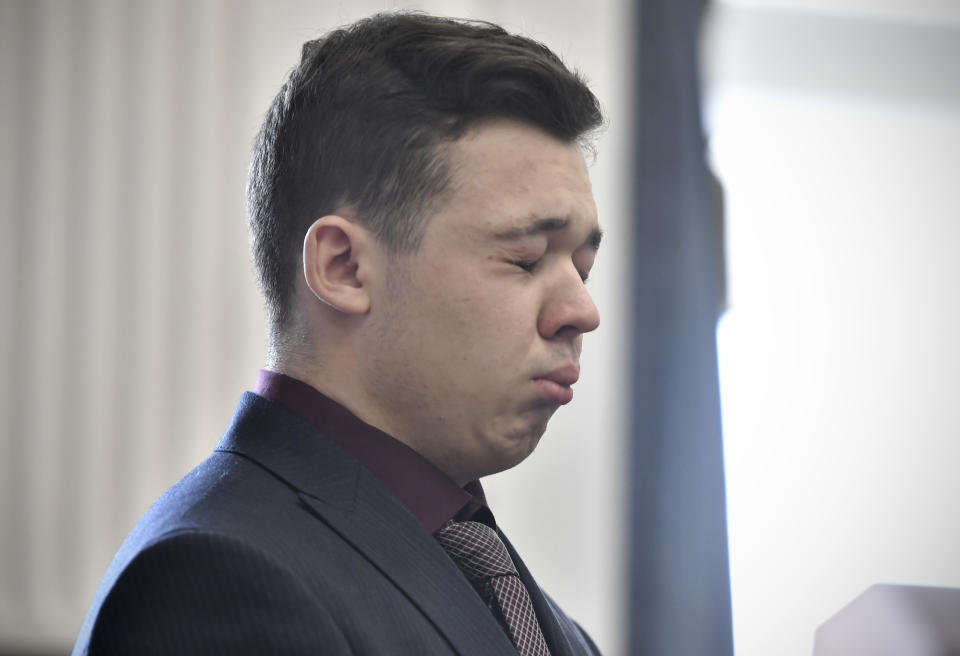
[456,298,539,371]
[406,266,541,364]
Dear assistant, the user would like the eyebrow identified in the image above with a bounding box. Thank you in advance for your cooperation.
[493,217,604,251]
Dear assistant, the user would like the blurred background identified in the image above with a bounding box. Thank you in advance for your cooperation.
[705,0,960,654]
[0,0,958,655]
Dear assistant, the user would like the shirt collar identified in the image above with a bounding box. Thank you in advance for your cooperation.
[253,369,494,533]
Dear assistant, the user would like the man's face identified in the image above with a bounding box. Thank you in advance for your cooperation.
[358,120,601,485]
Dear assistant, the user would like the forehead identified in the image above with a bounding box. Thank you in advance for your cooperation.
[432,121,598,239]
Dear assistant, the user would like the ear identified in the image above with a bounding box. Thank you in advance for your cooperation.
[302,215,372,315]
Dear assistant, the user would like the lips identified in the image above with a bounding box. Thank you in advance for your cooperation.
[532,364,580,405]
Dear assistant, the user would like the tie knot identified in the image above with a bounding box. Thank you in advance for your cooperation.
[435,520,518,581]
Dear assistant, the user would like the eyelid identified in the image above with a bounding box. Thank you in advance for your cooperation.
[505,242,547,273]
[514,258,593,285]
[514,258,541,273]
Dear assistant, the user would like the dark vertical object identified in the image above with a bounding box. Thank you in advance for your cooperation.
[629,0,734,654]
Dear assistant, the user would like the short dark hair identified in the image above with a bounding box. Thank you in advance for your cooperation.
[247,12,603,334]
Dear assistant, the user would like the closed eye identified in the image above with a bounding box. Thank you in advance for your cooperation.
[514,258,592,282]
[514,259,541,273]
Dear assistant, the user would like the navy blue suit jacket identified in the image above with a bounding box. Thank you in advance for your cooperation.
[73,392,601,655]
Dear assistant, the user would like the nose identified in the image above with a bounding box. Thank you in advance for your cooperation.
[537,269,600,341]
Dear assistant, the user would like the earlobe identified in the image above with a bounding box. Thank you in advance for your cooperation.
[302,215,372,315]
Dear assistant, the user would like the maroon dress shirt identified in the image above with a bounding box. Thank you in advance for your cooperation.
[253,369,494,532]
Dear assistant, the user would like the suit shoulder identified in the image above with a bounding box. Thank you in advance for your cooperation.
[119,450,299,553]
[78,530,348,655]
[73,449,346,655]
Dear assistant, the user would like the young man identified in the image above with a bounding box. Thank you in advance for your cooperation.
[75,12,604,655]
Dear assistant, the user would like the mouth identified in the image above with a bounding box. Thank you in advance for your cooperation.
[532,364,580,405]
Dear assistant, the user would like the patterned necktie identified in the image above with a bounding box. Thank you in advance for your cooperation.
[436,520,551,656]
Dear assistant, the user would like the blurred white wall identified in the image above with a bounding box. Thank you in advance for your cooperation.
[0,0,630,653]
[704,1,960,654]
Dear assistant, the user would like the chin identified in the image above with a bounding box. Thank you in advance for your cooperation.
[472,409,554,477]
[499,421,549,469]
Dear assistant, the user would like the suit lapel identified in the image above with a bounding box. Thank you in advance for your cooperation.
[216,393,518,656]
[299,481,518,656]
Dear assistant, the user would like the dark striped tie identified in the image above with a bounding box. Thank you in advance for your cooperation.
[436,520,551,656]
